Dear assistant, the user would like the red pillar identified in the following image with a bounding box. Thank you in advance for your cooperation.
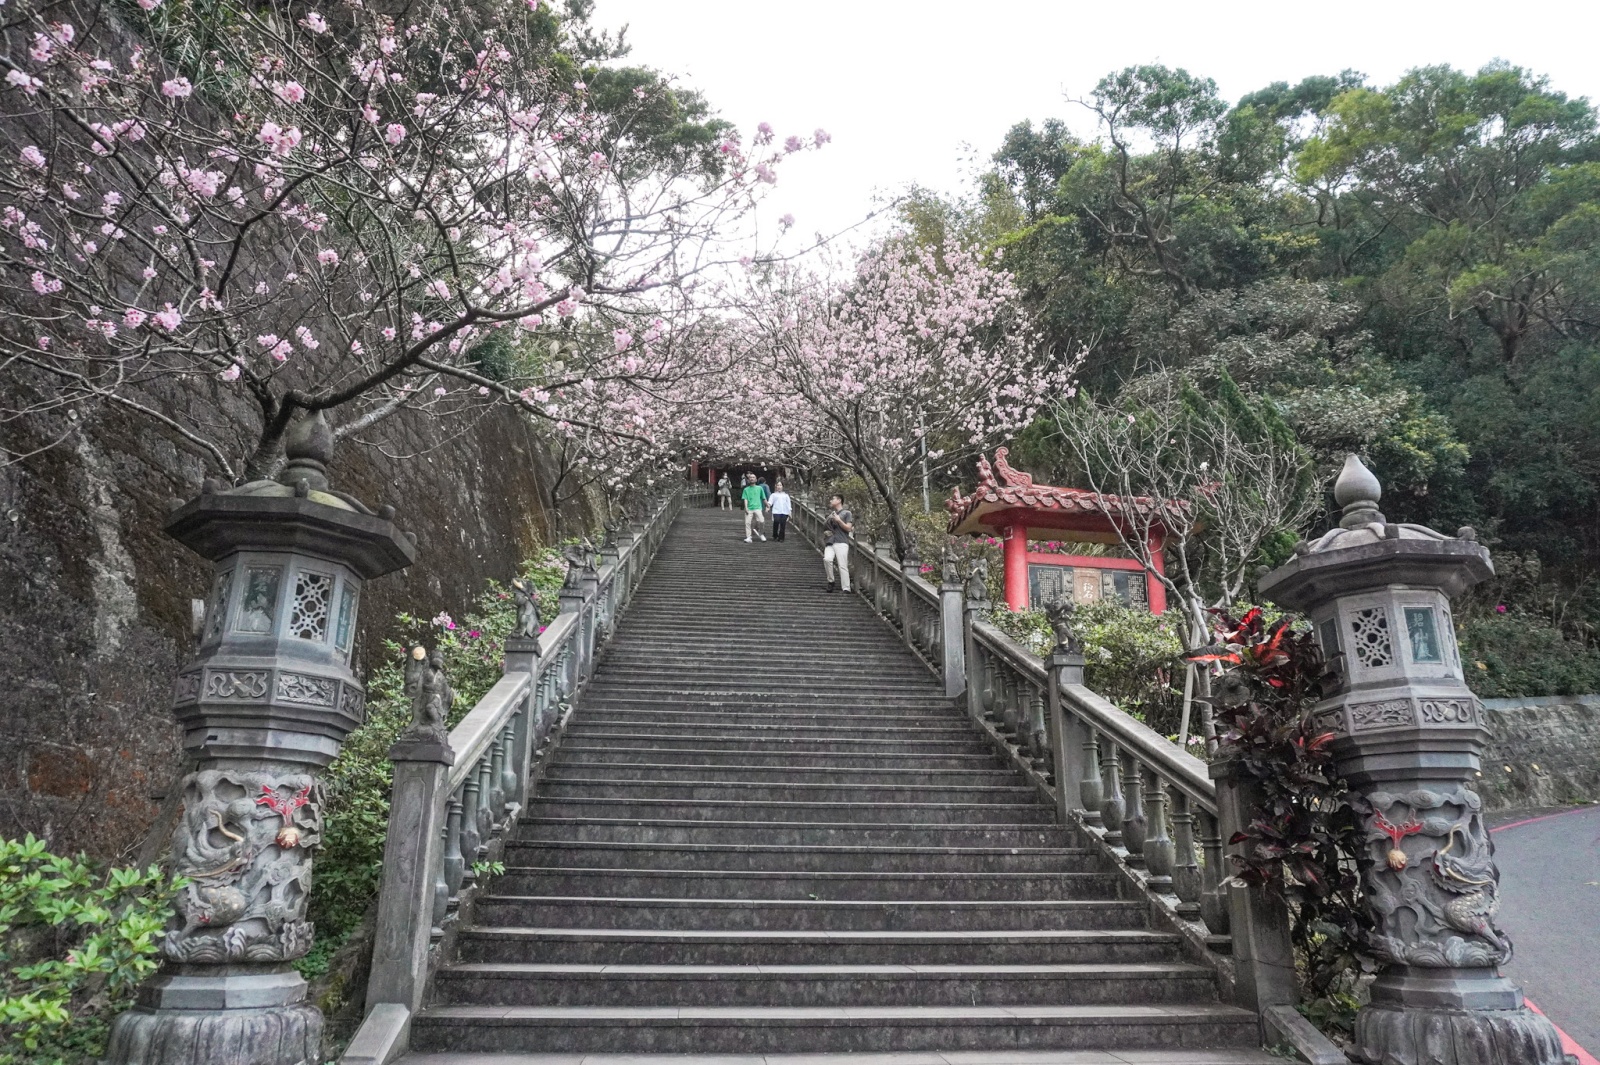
[707,466,717,488]
[1003,523,1029,612]
[1146,531,1168,615]
[689,461,699,482]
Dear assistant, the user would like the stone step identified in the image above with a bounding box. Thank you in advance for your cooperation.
[401,1052,1283,1065]
[501,840,1099,874]
[535,779,1039,806]
[559,732,990,754]
[576,687,953,707]
[469,896,1147,932]
[569,714,969,733]
[453,927,1177,966]
[516,817,1067,848]
[490,867,1122,902]
[541,763,1023,788]
[553,746,1003,770]
[429,962,1220,1008]
[529,797,1054,825]
[406,1003,1264,1055]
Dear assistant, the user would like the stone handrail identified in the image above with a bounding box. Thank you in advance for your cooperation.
[344,486,688,1065]
[790,495,1233,946]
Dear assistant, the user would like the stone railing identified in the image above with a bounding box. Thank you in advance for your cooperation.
[343,487,687,1065]
[789,498,1329,1051]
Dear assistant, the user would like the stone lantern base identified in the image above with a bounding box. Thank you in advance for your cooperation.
[107,965,320,1065]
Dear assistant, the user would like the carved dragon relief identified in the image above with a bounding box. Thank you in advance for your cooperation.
[162,769,323,963]
[1362,785,1512,968]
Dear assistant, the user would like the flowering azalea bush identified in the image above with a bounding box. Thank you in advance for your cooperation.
[303,547,569,1022]
[1191,606,1373,1021]
[0,0,814,483]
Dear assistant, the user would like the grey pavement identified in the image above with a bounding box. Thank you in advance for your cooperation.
[1492,803,1600,1057]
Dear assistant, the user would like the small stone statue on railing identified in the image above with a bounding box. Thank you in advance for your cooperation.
[402,645,453,743]
[941,543,960,589]
[560,542,586,590]
[964,557,991,607]
[510,578,541,641]
[1045,595,1085,656]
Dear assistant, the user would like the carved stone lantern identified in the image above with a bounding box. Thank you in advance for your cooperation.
[108,413,415,1065]
[1258,455,1564,1065]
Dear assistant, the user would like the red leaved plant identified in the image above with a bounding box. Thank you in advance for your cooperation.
[1191,607,1375,1007]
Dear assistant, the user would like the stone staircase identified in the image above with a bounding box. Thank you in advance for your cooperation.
[402,507,1272,1062]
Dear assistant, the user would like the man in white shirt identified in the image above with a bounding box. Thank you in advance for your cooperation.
[767,480,793,541]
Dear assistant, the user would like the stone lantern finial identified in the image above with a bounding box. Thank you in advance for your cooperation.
[279,410,334,494]
[1335,453,1384,529]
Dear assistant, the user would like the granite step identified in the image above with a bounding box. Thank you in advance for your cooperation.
[539,764,1022,788]
[528,791,1048,817]
[488,868,1122,902]
[468,896,1148,933]
[500,840,1098,874]
[515,818,1067,848]
[429,962,1220,1008]
[406,1003,1264,1054]
[552,745,1003,770]
[452,927,1177,966]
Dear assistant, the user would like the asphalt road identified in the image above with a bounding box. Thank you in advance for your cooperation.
[1491,804,1600,1058]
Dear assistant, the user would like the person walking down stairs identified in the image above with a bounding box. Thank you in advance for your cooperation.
[716,473,732,510]
[741,473,769,543]
[823,492,853,591]
[767,479,792,541]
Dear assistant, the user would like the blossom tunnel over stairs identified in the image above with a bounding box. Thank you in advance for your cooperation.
[395,505,1274,1061]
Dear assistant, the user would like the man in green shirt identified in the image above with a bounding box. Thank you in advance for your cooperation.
[741,474,769,543]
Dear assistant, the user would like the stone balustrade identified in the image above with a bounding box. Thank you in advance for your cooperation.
[345,487,688,1065]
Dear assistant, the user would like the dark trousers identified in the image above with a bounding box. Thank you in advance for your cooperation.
[772,514,789,540]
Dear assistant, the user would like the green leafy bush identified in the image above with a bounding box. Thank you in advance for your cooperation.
[301,548,570,983]
[1459,612,1600,698]
[0,836,181,1065]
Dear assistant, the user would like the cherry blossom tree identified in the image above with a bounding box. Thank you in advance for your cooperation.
[0,0,821,482]
[708,238,1072,556]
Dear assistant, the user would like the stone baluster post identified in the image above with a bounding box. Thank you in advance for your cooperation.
[1197,808,1231,938]
[1122,758,1148,868]
[962,560,991,723]
[578,544,601,678]
[1099,740,1126,849]
[1078,725,1105,831]
[900,547,921,653]
[939,546,966,697]
[107,414,415,1065]
[1143,775,1174,893]
[502,609,540,810]
[1169,793,1203,920]
[1044,602,1089,825]
[1258,455,1566,1064]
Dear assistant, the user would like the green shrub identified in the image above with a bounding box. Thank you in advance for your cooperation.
[0,836,181,1065]
[301,548,571,982]
[1459,612,1600,698]
[985,601,1186,733]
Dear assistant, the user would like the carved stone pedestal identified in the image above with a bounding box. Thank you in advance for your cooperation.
[108,414,413,1065]
[1260,456,1564,1065]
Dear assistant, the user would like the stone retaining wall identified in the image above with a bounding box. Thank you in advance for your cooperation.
[1479,695,1600,810]
[0,399,588,860]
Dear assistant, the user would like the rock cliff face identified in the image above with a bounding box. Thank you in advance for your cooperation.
[0,400,583,860]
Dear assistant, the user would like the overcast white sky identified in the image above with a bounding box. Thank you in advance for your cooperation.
[592,0,1600,256]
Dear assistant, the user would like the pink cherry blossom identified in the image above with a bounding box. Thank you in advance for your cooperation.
[613,328,632,352]
[274,81,306,104]
[20,145,46,169]
[385,123,407,145]
[220,363,242,381]
[161,77,193,98]
[317,248,339,266]
[300,12,328,32]
[123,307,147,328]
[152,304,182,331]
